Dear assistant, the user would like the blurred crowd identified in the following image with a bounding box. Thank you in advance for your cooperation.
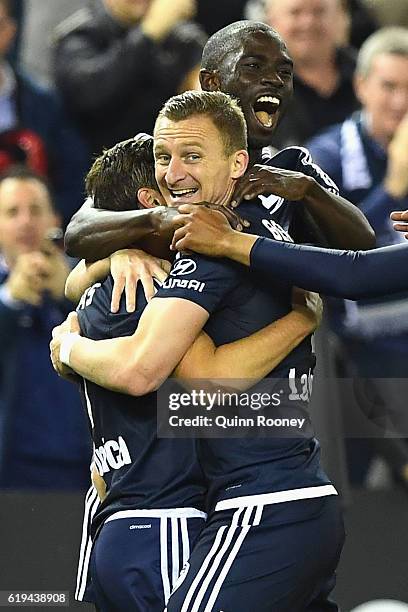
[0,0,407,496]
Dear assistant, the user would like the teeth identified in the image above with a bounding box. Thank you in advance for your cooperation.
[257,95,280,105]
[170,188,197,196]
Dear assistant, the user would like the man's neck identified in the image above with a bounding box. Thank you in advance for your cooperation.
[248,147,263,167]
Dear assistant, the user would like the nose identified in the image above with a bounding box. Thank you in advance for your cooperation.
[261,71,284,88]
[165,157,187,187]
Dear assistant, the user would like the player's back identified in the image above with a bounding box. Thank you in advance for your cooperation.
[77,277,206,533]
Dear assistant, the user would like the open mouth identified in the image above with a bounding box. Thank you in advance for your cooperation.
[168,187,199,200]
[253,96,281,129]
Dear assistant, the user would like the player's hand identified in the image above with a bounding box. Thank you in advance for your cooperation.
[91,466,107,502]
[141,0,196,41]
[291,288,323,331]
[171,204,241,255]
[390,209,408,239]
[110,249,171,313]
[50,312,80,381]
[231,165,312,208]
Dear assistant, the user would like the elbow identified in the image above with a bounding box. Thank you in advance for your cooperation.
[64,217,83,257]
[359,224,376,250]
[64,275,76,302]
[117,367,163,397]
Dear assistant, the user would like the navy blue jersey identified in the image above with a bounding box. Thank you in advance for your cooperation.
[246,146,339,239]
[76,278,207,534]
[156,214,332,508]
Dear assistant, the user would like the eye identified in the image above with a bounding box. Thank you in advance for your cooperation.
[243,62,260,70]
[278,69,292,79]
[186,153,201,162]
[155,154,170,165]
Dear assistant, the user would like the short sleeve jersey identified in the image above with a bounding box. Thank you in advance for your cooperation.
[77,278,207,534]
[155,146,336,507]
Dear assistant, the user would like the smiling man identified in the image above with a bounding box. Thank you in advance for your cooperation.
[52,91,344,611]
[63,20,374,259]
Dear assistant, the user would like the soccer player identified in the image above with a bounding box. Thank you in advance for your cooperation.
[63,20,374,261]
[169,203,408,300]
[67,130,322,611]
[51,91,344,611]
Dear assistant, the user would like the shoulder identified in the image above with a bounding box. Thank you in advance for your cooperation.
[157,253,242,314]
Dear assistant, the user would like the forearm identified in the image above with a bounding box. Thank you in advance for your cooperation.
[65,259,110,303]
[250,237,408,300]
[303,179,375,250]
[175,311,314,386]
[67,335,159,396]
[64,206,166,260]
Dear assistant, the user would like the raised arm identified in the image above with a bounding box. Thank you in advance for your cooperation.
[64,198,175,260]
[170,204,408,300]
[231,164,375,250]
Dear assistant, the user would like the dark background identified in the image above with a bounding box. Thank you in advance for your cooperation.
[1,488,408,611]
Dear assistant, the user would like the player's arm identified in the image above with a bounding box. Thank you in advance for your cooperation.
[65,258,110,303]
[51,297,210,396]
[231,164,375,250]
[64,197,175,260]
[171,205,408,300]
[174,290,320,383]
[65,250,171,312]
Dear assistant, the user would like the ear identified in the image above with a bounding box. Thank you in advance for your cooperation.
[137,188,161,209]
[200,69,221,92]
[230,150,249,179]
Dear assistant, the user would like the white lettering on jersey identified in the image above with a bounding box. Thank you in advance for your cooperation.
[94,436,132,474]
[259,194,285,214]
[261,219,294,242]
[77,283,102,311]
[170,259,197,276]
[162,277,205,293]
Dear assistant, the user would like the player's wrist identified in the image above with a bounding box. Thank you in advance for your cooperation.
[226,231,256,266]
[60,332,80,368]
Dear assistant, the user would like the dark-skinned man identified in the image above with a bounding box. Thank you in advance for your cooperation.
[63,20,374,261]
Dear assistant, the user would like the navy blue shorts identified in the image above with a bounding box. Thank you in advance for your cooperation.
[166,495,344,612]
[89,508,206,612]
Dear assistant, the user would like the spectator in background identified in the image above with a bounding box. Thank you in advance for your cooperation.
[19,0,84,88]
[53,0,207,156]
[366,0,408,30]
[254,0,360,148]
[0,166,91,490]
[0,0,89,228]
[307,28,408,488]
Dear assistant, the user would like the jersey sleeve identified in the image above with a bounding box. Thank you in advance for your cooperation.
[155,252,241,314]
[250,237,408,300]
[294,146,339,195]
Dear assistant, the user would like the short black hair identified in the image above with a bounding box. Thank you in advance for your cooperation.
[156,90,247,155]
[85,134,158,212]
[201,20,283,75]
